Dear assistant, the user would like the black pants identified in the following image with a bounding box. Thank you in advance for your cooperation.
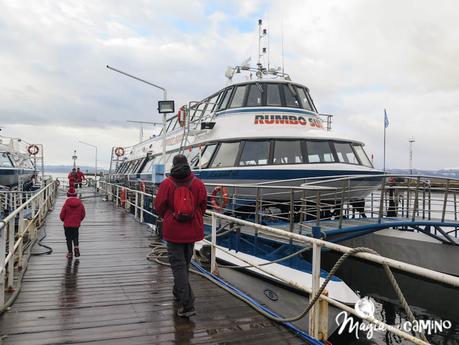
[167,242,195,309]
[64,227,79,253]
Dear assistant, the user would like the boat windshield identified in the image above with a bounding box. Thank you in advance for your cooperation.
[0,153,13,167]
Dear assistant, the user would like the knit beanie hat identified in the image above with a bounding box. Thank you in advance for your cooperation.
[67,187,77,197]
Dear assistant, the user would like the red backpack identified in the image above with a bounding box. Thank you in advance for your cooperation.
[169,177,195,222]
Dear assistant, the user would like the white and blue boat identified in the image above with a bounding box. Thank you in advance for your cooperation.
[0,135,35,189]
[111,64,382,201]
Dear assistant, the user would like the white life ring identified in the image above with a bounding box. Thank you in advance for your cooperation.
[115,147,125,157]
[27,144,39,156]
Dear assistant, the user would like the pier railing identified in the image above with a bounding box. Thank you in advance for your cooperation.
[0,180,57,311]
[97,179,459,344]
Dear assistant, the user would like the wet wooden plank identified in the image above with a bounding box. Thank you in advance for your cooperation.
[0,190,304,345]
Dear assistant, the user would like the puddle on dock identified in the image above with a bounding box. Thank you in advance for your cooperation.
[321,253,459,344]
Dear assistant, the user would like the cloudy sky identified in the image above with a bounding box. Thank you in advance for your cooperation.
[1,0,458,170]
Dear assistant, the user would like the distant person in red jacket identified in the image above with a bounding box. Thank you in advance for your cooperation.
[76,167,86,188]
[60,187,86,259]
[154,154,207,318]
[68,168,77,189]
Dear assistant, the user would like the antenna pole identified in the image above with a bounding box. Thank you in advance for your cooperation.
[267,14,270,70]
[258,19,262,66]
[281,17,285,75]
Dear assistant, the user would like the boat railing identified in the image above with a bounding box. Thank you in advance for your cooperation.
[97,180,459,344]
[317,113,333,131]
[109,173,459,243]
[0,179,57,311]
[1,190,37,215]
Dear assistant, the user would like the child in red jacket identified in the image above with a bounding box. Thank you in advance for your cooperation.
[60,187,86,259]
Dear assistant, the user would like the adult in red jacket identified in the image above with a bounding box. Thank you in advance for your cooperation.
[60,187,86,259]
[76,167,86,188]
[154,154,207,317]
[68,168,77,188]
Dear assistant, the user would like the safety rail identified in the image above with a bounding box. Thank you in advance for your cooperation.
[96,180,459,344]
[0,180,57,311]
[1,191,36,216]
[102,174,459,243]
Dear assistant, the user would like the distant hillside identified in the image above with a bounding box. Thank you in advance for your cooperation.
[44,165,108,173]
[388,168,459,179]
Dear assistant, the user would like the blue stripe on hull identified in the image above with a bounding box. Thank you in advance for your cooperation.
[193,169,382,180]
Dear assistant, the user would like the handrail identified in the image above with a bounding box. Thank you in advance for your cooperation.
[96,180,459,344]
[0,180,57,311]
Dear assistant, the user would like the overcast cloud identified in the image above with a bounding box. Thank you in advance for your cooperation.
[1,0,458,169]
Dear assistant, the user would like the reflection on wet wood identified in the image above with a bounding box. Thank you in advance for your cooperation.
[0,191,303,345]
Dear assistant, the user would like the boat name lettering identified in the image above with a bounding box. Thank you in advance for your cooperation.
[254,115,322,127]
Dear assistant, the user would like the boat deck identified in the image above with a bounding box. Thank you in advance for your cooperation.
[0,191,305,345]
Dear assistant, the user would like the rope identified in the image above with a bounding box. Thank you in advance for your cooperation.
[147,239,427,342]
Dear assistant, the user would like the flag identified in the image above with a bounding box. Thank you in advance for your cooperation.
[384,109,389,128]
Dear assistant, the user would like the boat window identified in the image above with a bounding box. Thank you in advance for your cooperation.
[229,85,247,108]
[306,141,335,163]
[266,84,282,106]
[211,92,224,112]
[141,158,154,173]
[199,144,217,168]
[273,140,304,164]
[210,142,240,168]
[282,84,300,108]
[218,87,233,110]
[353,144,373,167]
[239,141,270,166]
[0,153,13,167]
[126,161,136,174]
[207,94,219,113]
[185,146,201,168]
[295,86,313,111]
[334,142,359,164]
[122,161,132,174]
[246,84,263,107]
[134,158,146,173]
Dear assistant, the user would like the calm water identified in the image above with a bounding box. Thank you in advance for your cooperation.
[323,253,459,345]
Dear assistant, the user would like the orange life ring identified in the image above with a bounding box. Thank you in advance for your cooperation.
[139,181,145,192]
[210,186,229,211]
[177,105,186,127]
[115,147,125,157]
[27,144,39,155]
[120,187,127,207]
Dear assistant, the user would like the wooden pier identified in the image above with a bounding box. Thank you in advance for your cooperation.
[0,191,304,345]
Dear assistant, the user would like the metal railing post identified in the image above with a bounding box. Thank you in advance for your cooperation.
[134,192,139,220]
[7,219,14,290]
[442,180,450,223]
[289,189,295,234]
[406,179,411,218]
[315,191,321,227]
[17,209,25,271]
[140,193,144,223]
[338,182,346,229]
[378,178,386,223]
[454,191,457,222]
[211,213,217,275]
[0,223,6,306]
[309,242,322,338]
[412,177,420,222]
